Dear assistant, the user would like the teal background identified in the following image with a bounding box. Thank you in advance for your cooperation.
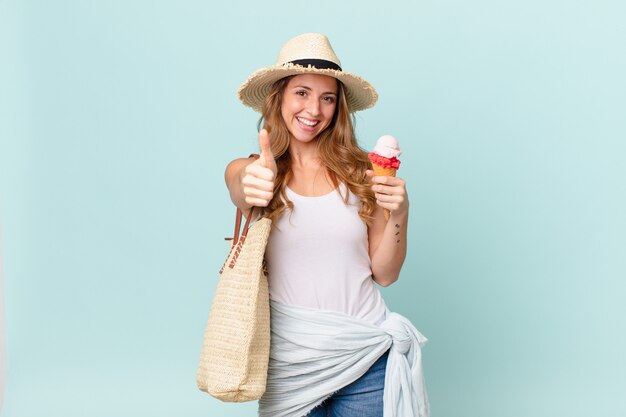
[1,0,625,416]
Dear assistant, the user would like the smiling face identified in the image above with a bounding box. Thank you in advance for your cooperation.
[280,74,339,144]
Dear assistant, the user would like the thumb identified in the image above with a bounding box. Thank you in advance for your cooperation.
[258,129,273,168]
[365,169,375,181]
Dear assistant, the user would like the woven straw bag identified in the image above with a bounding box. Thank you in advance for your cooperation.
[196,206,272,402]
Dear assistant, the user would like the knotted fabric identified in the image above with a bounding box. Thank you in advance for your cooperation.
[259,301,429,417]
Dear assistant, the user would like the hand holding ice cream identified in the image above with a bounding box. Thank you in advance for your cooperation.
[368,135,407,220]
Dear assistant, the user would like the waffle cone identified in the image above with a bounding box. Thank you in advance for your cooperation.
[372,165,397,177]
[371,164,397,220]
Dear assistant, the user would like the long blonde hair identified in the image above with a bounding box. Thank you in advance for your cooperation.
[258,75,376,223]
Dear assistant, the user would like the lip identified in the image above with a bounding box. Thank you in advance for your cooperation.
[296,116,319,132]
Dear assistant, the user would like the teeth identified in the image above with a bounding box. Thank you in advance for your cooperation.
[297,117,318,127]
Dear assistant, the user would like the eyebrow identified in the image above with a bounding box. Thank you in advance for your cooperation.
[292,85,337,95]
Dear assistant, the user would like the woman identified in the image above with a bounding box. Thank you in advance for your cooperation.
[225,33,428,417]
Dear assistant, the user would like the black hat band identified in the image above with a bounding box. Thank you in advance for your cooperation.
[287,59,342,72]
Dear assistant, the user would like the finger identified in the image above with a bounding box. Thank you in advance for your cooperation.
[258,129,272,168]
[245,163,275,182]
[374,193,403,204]
[372,185,390,195]
[372,183,406,196]
[365,169,374,180]
[374,198,394,210]
[372,175,404,186]
[375,200,403,213]
[241,171,274,187]
[242,175,274,192]
[245,196,271,207]
[243,186,274,201]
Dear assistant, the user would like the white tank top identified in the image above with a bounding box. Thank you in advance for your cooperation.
[265,184,387,324]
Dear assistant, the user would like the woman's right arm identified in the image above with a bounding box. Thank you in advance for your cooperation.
[224,129,277,213]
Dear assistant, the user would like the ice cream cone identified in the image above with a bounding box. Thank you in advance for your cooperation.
[372,164,396,220]
[369,135,402,221]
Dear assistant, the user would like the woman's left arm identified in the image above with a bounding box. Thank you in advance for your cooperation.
[368,172,409,287]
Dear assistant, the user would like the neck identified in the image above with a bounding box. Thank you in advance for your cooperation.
[289,140,320,168]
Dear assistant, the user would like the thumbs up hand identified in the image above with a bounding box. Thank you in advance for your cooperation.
[240,129,277,207]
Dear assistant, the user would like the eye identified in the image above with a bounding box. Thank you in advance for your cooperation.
[296,90,307,97]
[323,95,336,103]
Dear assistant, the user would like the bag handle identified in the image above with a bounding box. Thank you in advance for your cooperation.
[231,206,255,246]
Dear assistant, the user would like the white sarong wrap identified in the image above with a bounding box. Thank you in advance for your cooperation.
[259,301,429,417]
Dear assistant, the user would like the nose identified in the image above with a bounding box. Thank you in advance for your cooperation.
[306,97,321,117]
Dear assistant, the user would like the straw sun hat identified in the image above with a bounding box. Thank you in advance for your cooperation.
[237,33,378,113]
